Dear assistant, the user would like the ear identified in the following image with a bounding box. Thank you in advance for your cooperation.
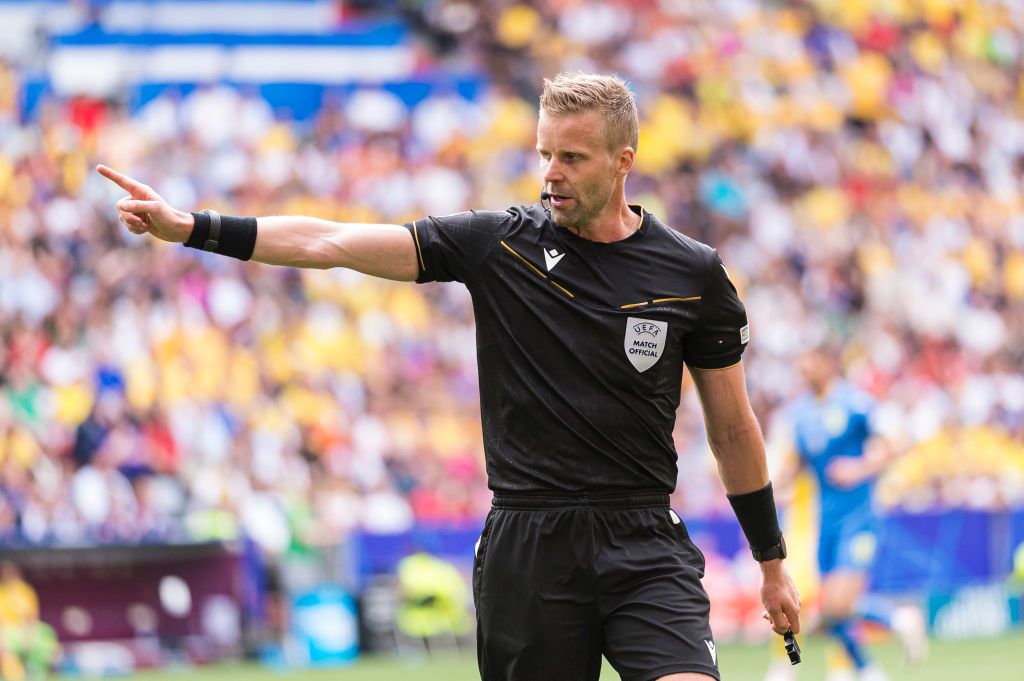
[615,146,635,177]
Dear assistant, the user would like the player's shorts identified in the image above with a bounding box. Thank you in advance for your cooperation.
[817,507,879,576]
[473,491,720,681]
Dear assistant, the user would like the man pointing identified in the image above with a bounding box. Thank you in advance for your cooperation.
[100,72,800,681]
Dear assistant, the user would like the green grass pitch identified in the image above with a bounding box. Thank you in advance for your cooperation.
[126,631,1024,681]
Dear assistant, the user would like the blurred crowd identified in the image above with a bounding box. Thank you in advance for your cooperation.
[2,0,1024,556]
[0,561,58,679]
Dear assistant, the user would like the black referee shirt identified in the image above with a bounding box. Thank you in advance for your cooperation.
[404,204,748,494]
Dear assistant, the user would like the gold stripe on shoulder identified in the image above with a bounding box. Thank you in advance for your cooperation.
[500,240,546,280]
[623,295,701,308]
[652,296,702,304]
[412,222,426,271]
[500,240,574,298]
[548,279,575,299]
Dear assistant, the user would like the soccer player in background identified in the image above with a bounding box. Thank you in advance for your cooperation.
[764,347,927,681]
[99,72,801,681]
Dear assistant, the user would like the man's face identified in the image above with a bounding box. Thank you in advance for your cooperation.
[536,109,621,230]
[799,351,833,393]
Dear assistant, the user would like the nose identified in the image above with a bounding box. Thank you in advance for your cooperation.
[542,158,564,186]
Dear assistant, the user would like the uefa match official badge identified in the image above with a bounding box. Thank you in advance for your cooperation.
[624,317,668,372]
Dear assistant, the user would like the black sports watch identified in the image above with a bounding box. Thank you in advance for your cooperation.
[752,536,787,562]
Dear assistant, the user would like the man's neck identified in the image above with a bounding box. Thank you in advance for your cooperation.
[814,379,836,400]
[574,199,642,243]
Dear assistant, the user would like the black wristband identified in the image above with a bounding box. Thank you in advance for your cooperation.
[185,210,257,261]
[184,209,211,249]
[727,482,784,560]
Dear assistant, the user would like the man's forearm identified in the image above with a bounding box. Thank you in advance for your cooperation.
[707,410,771,495]
[690,363,771,495]
[690,363,785,556]
[250,215,344,268]
[249,216,419,280]
[861,438,897,479]
[711,415,788,564]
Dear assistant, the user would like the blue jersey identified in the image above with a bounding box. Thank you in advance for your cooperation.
[791,382,876,521]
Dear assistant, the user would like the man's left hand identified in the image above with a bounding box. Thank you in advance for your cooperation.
[759,559,801,636]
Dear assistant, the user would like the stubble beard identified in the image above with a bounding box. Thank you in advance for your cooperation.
[551,181,613,232]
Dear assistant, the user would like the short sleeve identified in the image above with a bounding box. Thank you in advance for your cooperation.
[404,210,515,284]
[683,251,750,369]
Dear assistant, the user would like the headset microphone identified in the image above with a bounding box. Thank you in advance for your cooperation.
[540,190,552,201]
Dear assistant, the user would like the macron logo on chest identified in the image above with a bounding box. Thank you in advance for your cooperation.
[544,247,565,272]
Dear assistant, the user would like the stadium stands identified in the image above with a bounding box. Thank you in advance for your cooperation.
[0,2,1022,630]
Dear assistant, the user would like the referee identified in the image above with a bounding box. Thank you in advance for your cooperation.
[99,72,800,681]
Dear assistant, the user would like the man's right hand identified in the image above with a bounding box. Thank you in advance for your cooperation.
[96,165,195,243]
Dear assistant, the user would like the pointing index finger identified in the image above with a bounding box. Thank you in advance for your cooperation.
[96,164,150,198]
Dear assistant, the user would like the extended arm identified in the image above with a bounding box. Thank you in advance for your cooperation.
[96,165,419,281]
[250,216,417,280]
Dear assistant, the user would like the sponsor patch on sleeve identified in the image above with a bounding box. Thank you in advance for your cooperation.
[739,324,750,345]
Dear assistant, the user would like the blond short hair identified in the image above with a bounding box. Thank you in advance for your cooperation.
[539,72,639,152]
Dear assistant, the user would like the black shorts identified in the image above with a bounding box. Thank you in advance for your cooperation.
[473,492,720,681]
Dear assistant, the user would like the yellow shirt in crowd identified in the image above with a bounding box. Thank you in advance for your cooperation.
[0,579,38,627]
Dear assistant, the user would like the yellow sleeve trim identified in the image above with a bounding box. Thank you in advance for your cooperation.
[689,359,743,372]
[620,301,649,309]
[412,221,426,272]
